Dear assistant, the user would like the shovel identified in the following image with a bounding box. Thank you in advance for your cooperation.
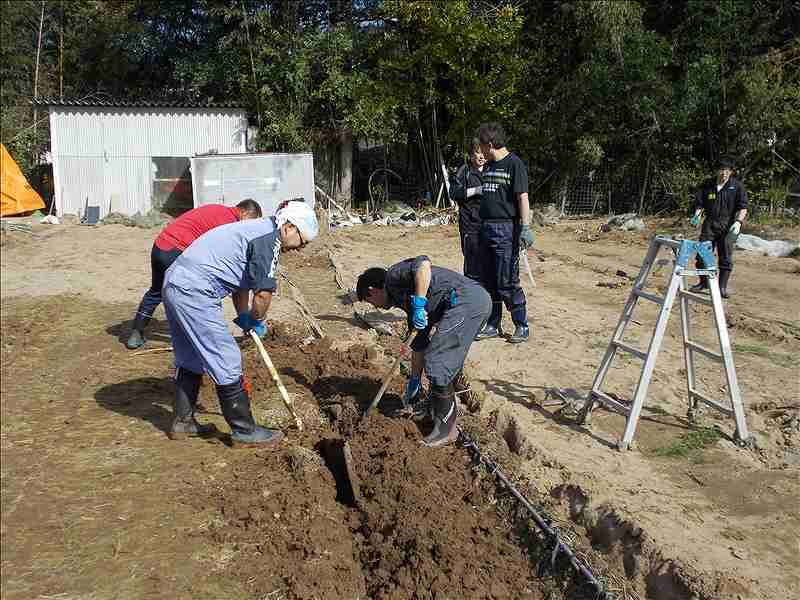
[249,330,304,431]
[520,248,537,288]
[362,330,418,419]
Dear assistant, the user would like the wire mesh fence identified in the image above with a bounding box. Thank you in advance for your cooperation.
[538,164,684,217]
[345,144,795,220]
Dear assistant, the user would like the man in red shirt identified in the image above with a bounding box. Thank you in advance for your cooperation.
[126,199,262,349]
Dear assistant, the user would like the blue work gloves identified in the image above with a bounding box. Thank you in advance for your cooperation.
[234,312,267,337]
[410,295,428,330]
[404,375,422,404]
[519,224,535,250]
[690,212,702,227]
[449,289,458,307]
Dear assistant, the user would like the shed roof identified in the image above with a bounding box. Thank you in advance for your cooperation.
[32,97,244,109]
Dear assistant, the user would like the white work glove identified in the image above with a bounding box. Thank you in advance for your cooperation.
[466,185,483,198]
[728,220,742,236]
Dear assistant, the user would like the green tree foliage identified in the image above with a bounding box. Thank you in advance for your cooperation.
[1,0,796,204]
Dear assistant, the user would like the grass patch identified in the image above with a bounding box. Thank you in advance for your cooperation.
[733,343,797,368]
[651,427,722,458]
[733,343,770,356]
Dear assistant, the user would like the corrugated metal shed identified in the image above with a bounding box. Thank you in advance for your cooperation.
[41,99,247,217]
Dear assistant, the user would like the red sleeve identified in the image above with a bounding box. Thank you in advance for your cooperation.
[155,205,239,251]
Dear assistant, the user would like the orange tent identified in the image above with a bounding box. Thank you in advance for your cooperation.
[1,144,45,217]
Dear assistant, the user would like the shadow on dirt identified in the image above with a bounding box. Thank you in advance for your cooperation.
[316,313,365,327]
[94,376,176,435]
[105,319,172,346]
[484,377,695,450]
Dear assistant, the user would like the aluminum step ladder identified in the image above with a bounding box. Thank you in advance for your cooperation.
[578,235,752,450]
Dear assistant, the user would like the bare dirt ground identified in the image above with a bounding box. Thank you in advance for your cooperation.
[1,215,798,599]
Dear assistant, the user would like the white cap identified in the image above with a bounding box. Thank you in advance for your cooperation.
[276,201,319,242]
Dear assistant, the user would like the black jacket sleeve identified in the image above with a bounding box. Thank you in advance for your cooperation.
[449,165,468,204]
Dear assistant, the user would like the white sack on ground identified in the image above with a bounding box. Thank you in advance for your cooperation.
[735,233,799,257]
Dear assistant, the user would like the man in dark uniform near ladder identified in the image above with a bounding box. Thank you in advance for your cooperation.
[473,122,534,343]
[689,157,748,298]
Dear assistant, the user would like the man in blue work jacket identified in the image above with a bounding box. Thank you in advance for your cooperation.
[162,201,319,446]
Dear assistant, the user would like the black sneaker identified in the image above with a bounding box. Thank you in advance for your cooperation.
[474,324,501,341]
[507,324,530,344]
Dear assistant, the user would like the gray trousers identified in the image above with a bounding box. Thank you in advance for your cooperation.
[418,284,491,388]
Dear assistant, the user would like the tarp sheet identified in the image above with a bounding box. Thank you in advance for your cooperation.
[1,144,45,217]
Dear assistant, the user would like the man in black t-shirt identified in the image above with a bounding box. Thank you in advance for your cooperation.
[473,122,534,343]
[449,139,485,282]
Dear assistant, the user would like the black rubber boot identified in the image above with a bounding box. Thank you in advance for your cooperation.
[474,324,501,341]
[422,384,458,448]
[216,380,284,447]
[507,324,530,344]
[126,315,150,349]
[169,369,218,439]
[689,276,708,293]
[718,270,732,299]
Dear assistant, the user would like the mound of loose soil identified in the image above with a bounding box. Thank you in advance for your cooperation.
[348,415,544,599]
[197,447,367,599]
[193,334,549,599]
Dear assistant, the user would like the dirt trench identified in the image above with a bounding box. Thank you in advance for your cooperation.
[186,335,557,599]
[188,321,758,600]
[181,242,775,600]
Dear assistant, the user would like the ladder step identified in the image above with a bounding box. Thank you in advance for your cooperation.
[690,389,733,417]
[685,340,723,362]
[633,289,664,305]
[613,340,648,360]
[679,289,712,306]
[591,390,631,416]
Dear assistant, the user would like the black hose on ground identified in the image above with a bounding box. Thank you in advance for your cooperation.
[458,428,613,600]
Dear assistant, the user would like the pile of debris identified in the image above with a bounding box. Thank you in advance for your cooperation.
[600,212,645,232]
[101,210,172,229]
[329,201,456,229]
[532,203,561,226]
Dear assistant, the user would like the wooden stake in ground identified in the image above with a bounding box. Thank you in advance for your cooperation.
[249,330,304,431]
[131,346,173,356]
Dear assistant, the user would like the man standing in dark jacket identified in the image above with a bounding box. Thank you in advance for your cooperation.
[473,122,533,343]
[689,157,748,298]
[448,139,485,282]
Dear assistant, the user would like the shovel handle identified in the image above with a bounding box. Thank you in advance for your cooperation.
[520,249,537,288]
[365,330,418,418]
[249,330,304,431]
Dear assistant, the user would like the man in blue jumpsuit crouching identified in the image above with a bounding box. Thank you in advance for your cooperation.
[357,256,491,447]
[163,201,319,446]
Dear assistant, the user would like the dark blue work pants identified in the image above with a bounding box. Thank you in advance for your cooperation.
[479,220,527,329]
[133,244,183,328]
